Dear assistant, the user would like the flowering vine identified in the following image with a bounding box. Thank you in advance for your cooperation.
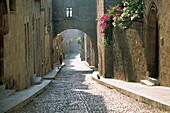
[100,6,123,46]
[99,0,143,46]
[113,0,143,30]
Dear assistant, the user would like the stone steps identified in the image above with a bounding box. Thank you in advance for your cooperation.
[148,77,159,86]
[140,80,154,86]
[34,77,42,84]
[140,77,159,86]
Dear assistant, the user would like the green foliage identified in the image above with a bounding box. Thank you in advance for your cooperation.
[114,0,143,30]
[76,37,81,45]
[99,0,143,46]
[100,7,123,46]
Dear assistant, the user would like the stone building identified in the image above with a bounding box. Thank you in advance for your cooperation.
[80,31,85,61]
[62,38,70,56]
[0,0,55,91]
[52,0,98,68]
[40,0,53,75]
[80,33,90,63]
[2,0,42,91]
[97,0,170,87]
[84,34,90,63]
[97,0,121,77]
[143,0,170,87]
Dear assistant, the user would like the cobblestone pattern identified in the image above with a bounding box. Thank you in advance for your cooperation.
[15,53,168,113]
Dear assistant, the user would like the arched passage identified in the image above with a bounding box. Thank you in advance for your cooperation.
[52,0,98,67]
[55,29,95,66]
[146,5,159,78]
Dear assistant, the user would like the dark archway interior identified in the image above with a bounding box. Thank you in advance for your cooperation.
[147,8,159,78]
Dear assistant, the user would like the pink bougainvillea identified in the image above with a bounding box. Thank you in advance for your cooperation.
[99,6,123,46]
[99,6,123,35]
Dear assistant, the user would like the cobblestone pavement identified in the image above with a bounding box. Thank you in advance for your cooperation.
[15,53,168,113]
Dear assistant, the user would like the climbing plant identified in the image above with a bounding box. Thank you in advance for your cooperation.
[100,0,143,46]
[76,36,81,45]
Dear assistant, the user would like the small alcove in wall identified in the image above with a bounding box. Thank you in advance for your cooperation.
[9,0,16,11]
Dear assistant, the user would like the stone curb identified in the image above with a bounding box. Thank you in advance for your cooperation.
[81,61,97,71]
[0,80,52,113]
[92,72,170,111]
[64,53,71,58]
[55,63,66,79]
[43,62,66,80]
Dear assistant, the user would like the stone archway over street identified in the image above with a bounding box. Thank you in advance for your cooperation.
[52,0,98,67]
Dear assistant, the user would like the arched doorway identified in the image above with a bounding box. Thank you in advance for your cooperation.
[146,6,159,79]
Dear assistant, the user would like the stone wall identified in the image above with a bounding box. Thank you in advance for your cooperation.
[53,34,63,64]
[80,32,85,61]
[62,39,70,57]
[40,8,45,76]
[3,0,41,90]
[97,0,170,87]
[113,21,147,82]
[53,0,98,67]
[0,0,8,85]
[84,34,89,63]
[97,0,105,77]
[42,0,53,75]
[143,0,170,87]
[97,0,121,77]
[1,0,53,91]
[52,0,97,41]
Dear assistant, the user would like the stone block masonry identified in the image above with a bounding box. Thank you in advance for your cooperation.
[97,0,122,77]
[97,0,170,87]
[0,0,55,91]
[143,0,170,87]
[113,21,147,82]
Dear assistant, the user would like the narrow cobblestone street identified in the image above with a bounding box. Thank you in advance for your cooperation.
[15,53,167,113]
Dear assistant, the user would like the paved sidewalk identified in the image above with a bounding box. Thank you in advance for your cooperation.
[92,71,170,111]
[0,63,65,113]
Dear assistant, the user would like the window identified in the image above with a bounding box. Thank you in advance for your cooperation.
[70,8,72,17]
[9,0,16,11]
[66,7,73,17]
[66,8,69,17]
